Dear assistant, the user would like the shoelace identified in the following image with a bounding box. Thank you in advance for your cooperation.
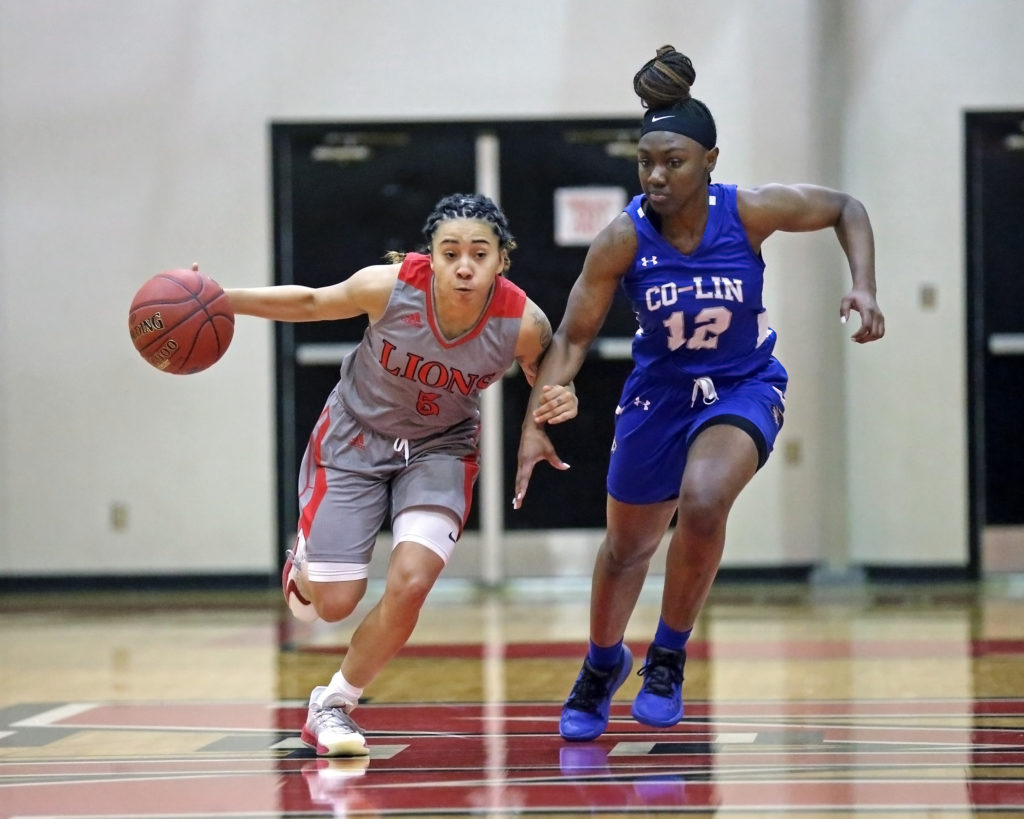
[565,661,616,713]
[287,534,308,570]
[309,702,362,735]
[637,649,685,697]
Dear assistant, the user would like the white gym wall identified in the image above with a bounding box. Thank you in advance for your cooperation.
[2,0,1022,578]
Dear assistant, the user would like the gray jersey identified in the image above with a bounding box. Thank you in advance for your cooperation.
[337,253,527,440]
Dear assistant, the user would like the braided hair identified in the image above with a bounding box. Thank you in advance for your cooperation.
[386,193,517,272]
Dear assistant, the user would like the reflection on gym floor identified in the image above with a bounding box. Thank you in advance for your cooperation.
[2,577,1024,817]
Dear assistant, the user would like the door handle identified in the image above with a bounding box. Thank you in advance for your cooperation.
[988,334,1024,355]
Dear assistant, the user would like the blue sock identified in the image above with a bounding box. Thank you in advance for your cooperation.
[587,639,624,670]
[654,619,691,652]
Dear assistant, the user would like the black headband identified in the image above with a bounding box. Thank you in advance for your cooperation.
[639,98,717,149]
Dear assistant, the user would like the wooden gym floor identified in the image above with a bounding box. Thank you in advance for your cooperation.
[2,575,1024,817]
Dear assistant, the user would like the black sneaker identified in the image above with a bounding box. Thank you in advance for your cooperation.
[631,644,685,728]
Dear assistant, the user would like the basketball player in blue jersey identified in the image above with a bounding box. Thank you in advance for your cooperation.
[515,45,885,742]
[224,193,576,755]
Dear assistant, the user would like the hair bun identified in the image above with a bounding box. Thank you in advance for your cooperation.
[633,45,697,109]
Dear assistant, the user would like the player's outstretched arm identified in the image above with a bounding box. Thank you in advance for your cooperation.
[221,263,398,324]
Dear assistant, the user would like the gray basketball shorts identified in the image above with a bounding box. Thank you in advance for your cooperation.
[296,390,481,568]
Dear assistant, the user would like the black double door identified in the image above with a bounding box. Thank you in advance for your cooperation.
[966,111,1024,569]
[271,119,640,553]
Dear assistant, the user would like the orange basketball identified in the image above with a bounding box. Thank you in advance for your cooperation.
[128,268,234,374]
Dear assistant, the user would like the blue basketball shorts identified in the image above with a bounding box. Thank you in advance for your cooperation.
[606,359,788,505]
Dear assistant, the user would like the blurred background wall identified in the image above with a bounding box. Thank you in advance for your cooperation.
[2,0,1022,580]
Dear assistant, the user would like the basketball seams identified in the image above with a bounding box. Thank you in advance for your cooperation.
[134,295,230,352]
[137,311,233,371]
[132,272,208,309]
[129,269,234,374]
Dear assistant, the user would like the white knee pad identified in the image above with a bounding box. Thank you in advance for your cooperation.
[391,507,460,565]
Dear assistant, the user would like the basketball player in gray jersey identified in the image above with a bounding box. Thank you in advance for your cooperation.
[225,193,576,756]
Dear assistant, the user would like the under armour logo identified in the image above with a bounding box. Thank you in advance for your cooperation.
[633,397,651,411]
[641,256,658,267]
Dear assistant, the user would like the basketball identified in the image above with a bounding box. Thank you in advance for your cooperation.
[128,267,234,374]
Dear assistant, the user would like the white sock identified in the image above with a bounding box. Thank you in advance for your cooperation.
[318,671,363,712]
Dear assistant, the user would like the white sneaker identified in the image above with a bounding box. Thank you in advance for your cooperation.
[301,686,369,757]
[282,535,319,623]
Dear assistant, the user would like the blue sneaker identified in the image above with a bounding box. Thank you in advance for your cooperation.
[631,644,685,728]
[559,646,633,741]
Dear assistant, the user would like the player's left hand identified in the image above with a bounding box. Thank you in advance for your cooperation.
[532,384,578,425]
[840,288,885,343]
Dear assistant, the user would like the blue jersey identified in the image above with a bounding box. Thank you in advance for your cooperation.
[620,184,778,382]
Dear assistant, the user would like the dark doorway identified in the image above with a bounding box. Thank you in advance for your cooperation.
[497,121,640,530]
[270,123,478,553]
[966,111,1024,572]
[270,119,640,557]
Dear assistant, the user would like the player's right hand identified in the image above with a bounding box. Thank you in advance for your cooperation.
[513,425,570,510]
[839,287,885,343]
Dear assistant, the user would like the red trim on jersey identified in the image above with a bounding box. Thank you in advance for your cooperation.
[488,277,529,318]
[399,253,528,350]
[296,405,332,540]
[398,253,432,291]
[459,454,480,530]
